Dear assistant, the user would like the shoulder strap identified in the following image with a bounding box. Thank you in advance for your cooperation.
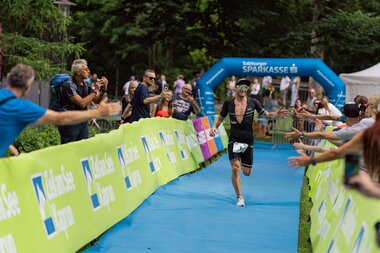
[0,95,16,106]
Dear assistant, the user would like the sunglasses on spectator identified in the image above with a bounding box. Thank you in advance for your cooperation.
[145,75,156,81]
[359,104,368,111]
[237,85,249,91]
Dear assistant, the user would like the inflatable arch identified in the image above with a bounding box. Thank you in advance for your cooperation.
[195,58,346,116]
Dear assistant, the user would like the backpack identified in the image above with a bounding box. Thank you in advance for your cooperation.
[49,74,71,111]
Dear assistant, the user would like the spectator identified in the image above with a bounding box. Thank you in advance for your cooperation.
[172,84,200,120]
[290,76,300,107]
[122,75,136,96]
[262,76,272,89]
[156,74,167,93]
[226,76,237,100]
[173,74,185,95]
[58,59,109,144]
[289,111,380,184]
[250,78,261,101]
[120,80,138,124]
[354,95,368,120]
[317,96,343,127]
[280,76,291,107]
[0,63,120,157]
[285,103,372,147]
[291,98,307,132]
[121,69,162,123]
[306,88,318,112]
[151,90,173,118]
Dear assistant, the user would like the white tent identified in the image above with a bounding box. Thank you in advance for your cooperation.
[339,62,380,102]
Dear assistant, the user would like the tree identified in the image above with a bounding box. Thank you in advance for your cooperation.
[0,0,85,80]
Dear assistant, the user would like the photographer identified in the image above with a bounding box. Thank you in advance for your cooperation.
[58,59,108,144]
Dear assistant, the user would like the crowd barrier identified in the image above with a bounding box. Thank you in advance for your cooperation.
[0,117,228,253]
[271,116,316,145]
[306,127,380,252]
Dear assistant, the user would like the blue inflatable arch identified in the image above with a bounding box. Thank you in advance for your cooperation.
[195,58,346,116]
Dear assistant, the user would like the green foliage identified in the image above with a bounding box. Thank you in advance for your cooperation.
[3,124,102,157]
[67,0,380,93]
[0,0,85,80]
[298,172,313,252]
[12,125,60,154]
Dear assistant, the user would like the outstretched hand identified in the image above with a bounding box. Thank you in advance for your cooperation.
[297,111,312,119]
[285,127,302,141]
[293,140,305,150]
[276,109,290,118]
[97,97,121,116]
[288,150,310,169]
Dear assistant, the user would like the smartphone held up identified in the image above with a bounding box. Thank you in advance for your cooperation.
[343,153,360,186]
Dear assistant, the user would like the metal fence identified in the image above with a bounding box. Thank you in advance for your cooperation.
[271,115,316,146]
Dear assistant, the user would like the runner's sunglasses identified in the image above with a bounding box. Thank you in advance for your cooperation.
[236,85,249,91]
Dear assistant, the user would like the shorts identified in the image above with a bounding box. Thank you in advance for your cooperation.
[228,142,253,168]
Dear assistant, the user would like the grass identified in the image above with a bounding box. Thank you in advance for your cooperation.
[298,172,313,252]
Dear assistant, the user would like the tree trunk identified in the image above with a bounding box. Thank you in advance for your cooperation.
[115,66,119,97]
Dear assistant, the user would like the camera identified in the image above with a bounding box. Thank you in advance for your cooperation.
[344,153,360,185]
[163,83,169,91]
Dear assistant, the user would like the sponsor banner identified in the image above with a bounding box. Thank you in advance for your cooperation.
[0,117,226,253]
[200,117,217,156]
[207,115,224,152]
[307,129,380,253]
[196,58,346,116]
[192,118,212,160]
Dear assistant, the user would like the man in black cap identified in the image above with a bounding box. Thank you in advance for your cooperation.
[285,103,373,145]
[210,78,288,207]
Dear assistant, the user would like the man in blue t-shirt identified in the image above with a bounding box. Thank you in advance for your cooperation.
[120,69,163,123]
[0,64,121,157]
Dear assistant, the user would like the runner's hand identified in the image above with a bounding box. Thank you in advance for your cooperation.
[209,127,217,137]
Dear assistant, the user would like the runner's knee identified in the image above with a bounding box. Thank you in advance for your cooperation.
[242,167,251,176]
[231,160,241,174]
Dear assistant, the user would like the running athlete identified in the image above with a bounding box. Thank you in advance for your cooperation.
[210,78,288,207]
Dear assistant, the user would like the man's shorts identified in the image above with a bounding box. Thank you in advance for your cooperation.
[228,142,253,168]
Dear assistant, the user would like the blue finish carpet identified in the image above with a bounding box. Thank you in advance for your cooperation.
[85,142,303,253]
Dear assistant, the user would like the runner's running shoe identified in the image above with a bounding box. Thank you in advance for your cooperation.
[236,196,245,207]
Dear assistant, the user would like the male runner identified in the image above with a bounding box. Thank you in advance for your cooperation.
[210,78,288,207]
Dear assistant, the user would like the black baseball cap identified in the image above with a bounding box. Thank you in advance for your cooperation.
[236,78,250,86]
[342,103,360,118]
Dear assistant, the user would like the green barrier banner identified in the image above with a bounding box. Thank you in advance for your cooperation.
[307,129,380,253]
[0,117,220,253]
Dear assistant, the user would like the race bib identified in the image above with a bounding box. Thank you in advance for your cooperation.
[232,142,249,153]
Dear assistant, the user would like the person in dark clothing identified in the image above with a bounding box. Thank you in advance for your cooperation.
[120,80,138,124]
[121,69,162,123]
[210,78,288,207]
[58,59,108,144]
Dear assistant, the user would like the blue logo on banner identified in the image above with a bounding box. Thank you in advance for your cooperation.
[141,136,155,173]
[351,225,365,253]
[174,130,186,159]
[117,147,132,189]
[31,174,56,238]
[81,159,100,210]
